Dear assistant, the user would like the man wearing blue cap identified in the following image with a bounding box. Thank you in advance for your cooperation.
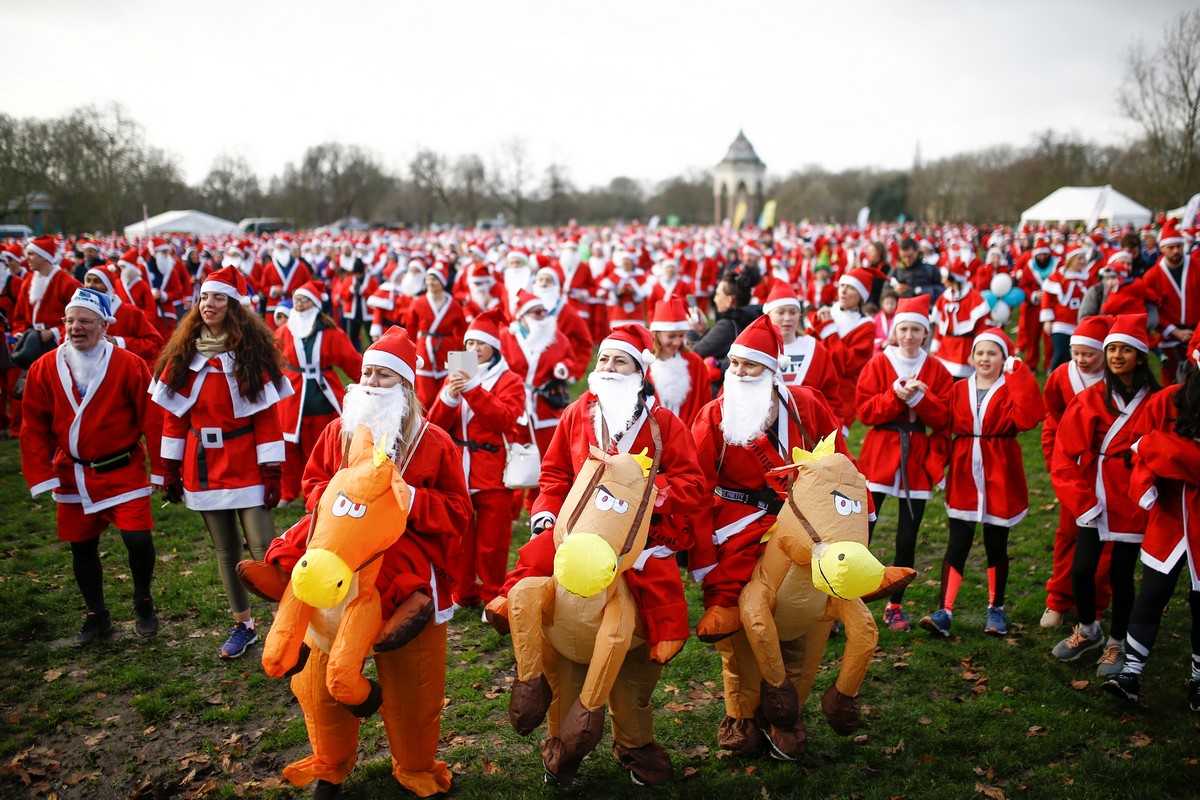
[19,288,166,645]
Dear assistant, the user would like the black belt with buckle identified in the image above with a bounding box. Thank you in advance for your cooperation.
[453,436,500,453]
[68,444,138,474]
[714,485,783,515]
[188,424,255,489]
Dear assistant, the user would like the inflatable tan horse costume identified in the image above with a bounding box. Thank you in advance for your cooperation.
[258,426,450,797]
[505,431,673,786]
[716,435,915,760]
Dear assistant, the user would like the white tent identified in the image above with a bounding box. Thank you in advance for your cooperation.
[1019,186,1152,229]
[124,209,240,239]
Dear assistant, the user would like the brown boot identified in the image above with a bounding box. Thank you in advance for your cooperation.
[612,741,673,785]
[696,605,742,643]
[648,638,686,664]
[236,560,289,603]
[375,592,433,652]
[756,708,807,761]
[484,595,510,636]
[821,684,862,735]
[717,716,764,757]
[541,736,579,786]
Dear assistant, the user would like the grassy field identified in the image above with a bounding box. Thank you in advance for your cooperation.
[1,409,1198,799]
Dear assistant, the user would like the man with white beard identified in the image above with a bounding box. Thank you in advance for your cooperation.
[259,234,313,329]
[273,282,363,505]
[501,250,535,318]
[531,260,593,381]
[367,257,425,340]
[459,262,502,323]
[146,239,190,332]
[10,235,81,354]
[689,315,860,643]
[556,238,595,324]
[488,324,709,783]
[20,288,164,645]
[648,296,711,424]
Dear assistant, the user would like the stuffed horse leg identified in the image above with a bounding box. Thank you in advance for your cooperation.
[325,578,385,715]
[820,597,877,734]
[263,582,317,678]
[507,576,557,734]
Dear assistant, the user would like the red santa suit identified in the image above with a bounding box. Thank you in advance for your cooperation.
[106,295,165,366]
[1014,250,1055,371]
[856,346,953,501]
[779,335,843,422]
[807,306,875,429]
[690,384,856,608]
[11,265,80,344]
[558,250,596,326]
[146,249,190,333]
[367,284,414,340]
[648,349,710,425]
[406,292,467,410]
[944,360,1045,526]
[1135,246,1199,380]
[20,342,163,541]
[151,353,292,510]
[506,392,710,645]
[259,256,314,327]
[274,319,363,503]
[544,299,593,381]
[1130,386,1200,590]
[930,284,991,378]
[1038,262,1091,337]
[646,273,692,309]
[0,265,26,432]
[498,320,575,458]
[121,267,159,334]
[599,262,650,327]
[427,354,525,606]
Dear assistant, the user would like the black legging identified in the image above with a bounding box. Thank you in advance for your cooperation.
[941,518,1009,610]
[868,492,926,604]
[70,530,155,614]
[1124,558,1200,676]
[1049,332,1072,371]
[343,316,366,352]
[1072,526,1139,639]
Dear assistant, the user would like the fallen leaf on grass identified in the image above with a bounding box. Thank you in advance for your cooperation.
[82,732,106,747]
[917,716,932,725]
[1070,680,1090,690]
[680,745,710,760]
[682,766,700,779]
[1026,726,1046,737]
[1129,732,1152,747]
[43,669,63,683]
[893,662,909,670]
[975,783,1006,799]
[882,739,905,755]
[63,770,102,786]
[853,735,869,744]
[481,758,502,775]
[205,693,223,705]
[744,765,757,776]
[664,701,694,713]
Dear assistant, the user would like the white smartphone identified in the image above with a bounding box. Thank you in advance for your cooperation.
[446,350,478,378]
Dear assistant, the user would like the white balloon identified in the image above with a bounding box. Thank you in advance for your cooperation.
[989,300,1011,325]
[990,273,1013,297]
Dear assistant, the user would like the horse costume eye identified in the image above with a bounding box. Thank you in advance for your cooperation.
[332,493,368,518]
[612,499,629,514]
[595,489,615,511]
[831,490,860,517]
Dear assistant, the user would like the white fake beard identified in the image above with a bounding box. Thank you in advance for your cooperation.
[506,265,533,294]
[155,253,172,272]
[522,316,557,354]
[341,254,357,271]
[588,371,643,444]
[560,251,580,274]
[340,383,409,460]
[63,341,103,396]
[221,256,240,268]
[28,270,51,304]
[469,283,493,308]
[238,256,255,275]
[399,271,425,296]
[588,257,606,279]
[533,284,560,309]
[721,371,777,446]
[287,306,319,340]
[273,250,292,269]
[649,353,690,414]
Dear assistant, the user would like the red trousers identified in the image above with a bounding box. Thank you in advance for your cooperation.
[282,412,338,505]
[701,519,773,609]
[503,529,690,645]
[1015,304,1051,372]
[450,489,515,605]
[1045,505,1112,614]
[0,366,20,433]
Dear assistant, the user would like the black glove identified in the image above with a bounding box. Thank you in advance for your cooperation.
[261,463,282,509]
[163,460,184,504]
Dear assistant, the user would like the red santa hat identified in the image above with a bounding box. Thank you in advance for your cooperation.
[363,326,421,385]
[26,235,60,265]
[728,315,784,373]
[200,265,249,302]
[741,242,762,259]
[1070,315,1110,352]
[1062,244,1087,265]
[892,295,931,330]
[117,248,141,271]
[972,327,1013,359]
[1031,235,1050,256]
[598,324,656,372]
[762,282,802,315]
[427,262,448,286]
[1,242,24,264]
[407,256,428,272]
[84,267,117,297]
[78,237,101,253]
[467,262,494,285]
[535,260,564,286]
[292,280,327,307]
[514,288,545,319]
[464,307,503,350]
[1158,217,1184,247]
[838,267,885,303]
[150,238,171,253]
[1103,313,1149,354]
[649,296,690,332]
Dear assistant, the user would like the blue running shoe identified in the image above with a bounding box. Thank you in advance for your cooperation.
[883,605,911,633]
[920,609,952,639]
[985,606,1008,636]
[219,622,258,659]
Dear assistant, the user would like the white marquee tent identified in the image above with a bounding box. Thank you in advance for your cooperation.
[124,209,240,239]
[1019,186,1152,229]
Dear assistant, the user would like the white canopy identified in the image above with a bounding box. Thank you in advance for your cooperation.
[1019,186,1152,228]
[124,209,240,239]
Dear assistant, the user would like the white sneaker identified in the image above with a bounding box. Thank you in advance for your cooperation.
[1040,607,1064,628]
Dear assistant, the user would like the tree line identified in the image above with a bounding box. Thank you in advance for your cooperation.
[3,10,1195,235]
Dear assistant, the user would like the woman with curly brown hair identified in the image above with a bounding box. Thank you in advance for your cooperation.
[151,265,292,660]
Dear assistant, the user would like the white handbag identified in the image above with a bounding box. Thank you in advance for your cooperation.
[502,408,542,490]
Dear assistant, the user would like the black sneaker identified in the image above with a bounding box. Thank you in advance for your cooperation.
[1188,677,1200,712]
[133,597,159,638]
[74,611,113,647]
[1102,671,1141,703]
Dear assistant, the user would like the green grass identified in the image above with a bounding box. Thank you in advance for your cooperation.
[1,384,1198,799]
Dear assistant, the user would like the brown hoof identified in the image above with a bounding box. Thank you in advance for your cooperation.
[341,678,383,719]
[860,566,917,603]
[236,560,288,603]
[375,592,433,652]
[509,674,552,735]
[649,638,686,664]
[759,678,799,729]
[757,712,807,761]
[541,736,578,786]
[696,605,742,643]
[484,596,510,636]
[717,716,765,758]
[821,684,862,735]
[613,741,672,785]
[560,699,606,762]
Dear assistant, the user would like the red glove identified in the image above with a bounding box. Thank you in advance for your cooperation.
[163,460,184,504]
[261,463,282,509]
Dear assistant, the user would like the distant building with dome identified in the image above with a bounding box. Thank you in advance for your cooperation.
[713,131,766,225]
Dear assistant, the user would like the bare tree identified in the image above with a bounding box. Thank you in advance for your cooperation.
[201,154,263,221]
[488,137,532,224]
[1119,9,1200,208]
[408,148,451,224]
[451,154,487,224]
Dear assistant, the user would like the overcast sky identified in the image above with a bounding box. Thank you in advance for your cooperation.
[5,0,1193,190]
